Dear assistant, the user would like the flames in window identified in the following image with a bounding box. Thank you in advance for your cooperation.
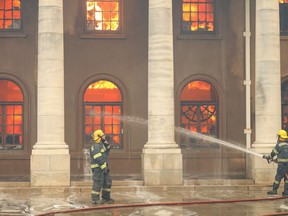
[180,81,218,147]
[182,0,215,33]
[84,80,122,102]
[0,80,23,148]
[86,0,119,31]
[0,0,21,30]
[280,0,288,3]
[84,80,122,148]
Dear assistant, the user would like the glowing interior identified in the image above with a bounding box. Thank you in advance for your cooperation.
[86,0,119,31]
[84,80,122,146]
[0,0,21,29]
[182,0,215,32]
[0,80,23,145]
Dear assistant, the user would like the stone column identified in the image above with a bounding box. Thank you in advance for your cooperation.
[247,0,281,184]
[142,0,182,185]
[31,0,70,186]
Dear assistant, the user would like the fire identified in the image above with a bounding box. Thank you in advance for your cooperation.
[86,0,119,31]
[279,0,288,3]
[88,80,118,89]
[0,0,21,29]
[187,81,211,91]
[84,80,122,102]
[182,0,215,32]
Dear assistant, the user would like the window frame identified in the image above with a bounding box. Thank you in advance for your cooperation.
[179,80,219,149]
[180,0,218,36]
[0,0,23,32]
[83,0,123,36]
[0,79,24,151]
[83,102,123,149]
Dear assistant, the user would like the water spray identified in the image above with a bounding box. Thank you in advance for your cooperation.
[175,127,264,158]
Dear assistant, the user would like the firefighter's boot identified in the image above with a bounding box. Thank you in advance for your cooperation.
[91,194,102,205]
[102,190,115,204]
[267,190,277,195]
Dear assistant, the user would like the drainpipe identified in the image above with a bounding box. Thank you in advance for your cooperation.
[244,0,251,149]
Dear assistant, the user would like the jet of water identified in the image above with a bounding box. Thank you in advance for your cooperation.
[87,113,264,158]
[175,127,264,158]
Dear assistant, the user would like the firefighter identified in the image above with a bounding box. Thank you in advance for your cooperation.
[90,129,114,204]
[263,129,288,196]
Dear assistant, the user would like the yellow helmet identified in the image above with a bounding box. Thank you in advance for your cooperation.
[93,130,104,143]
[277,129,288,139]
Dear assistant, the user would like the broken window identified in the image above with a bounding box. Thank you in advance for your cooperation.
[84,80,123,149]
[86,0,121,33]
[0,80,23,150]
[180,80,218,148]
[181,0,216,35]
[0,0,21,30]
[280,0,288,35]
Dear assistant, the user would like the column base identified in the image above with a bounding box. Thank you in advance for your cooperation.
[142,148,182,186]
[31,150,70,186]
[247,144,276,185]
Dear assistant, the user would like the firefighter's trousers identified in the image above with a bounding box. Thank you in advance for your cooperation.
[91,168,112,200]
[272,163,288,192]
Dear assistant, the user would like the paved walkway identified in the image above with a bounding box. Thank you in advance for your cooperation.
[1,180,288,216]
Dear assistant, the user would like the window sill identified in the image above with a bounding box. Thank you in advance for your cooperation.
[177,34,222,40]
[80,33,126,39]
[0,33,28,38]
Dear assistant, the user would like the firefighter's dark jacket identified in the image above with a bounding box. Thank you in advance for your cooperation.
[90,140,111,170]
[270,141,288,163]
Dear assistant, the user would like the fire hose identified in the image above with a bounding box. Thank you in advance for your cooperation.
[35,196,288,216]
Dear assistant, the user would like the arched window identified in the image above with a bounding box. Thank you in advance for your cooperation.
[0,80,23,150]
[281,80,288,131]
[180,80,218,148]
[83,80,123,149]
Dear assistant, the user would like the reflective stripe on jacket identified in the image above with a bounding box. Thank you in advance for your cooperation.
[90,140,110,170]
[270,141,288,163]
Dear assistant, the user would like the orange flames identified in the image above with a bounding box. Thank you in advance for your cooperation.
[0,0,21,29]
[86,0,119,31]
[279,0,288,3]
[182,0,214,32]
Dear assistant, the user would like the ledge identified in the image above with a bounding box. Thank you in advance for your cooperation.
[0,33,28,38]
[80,33,126,39]
[177,34,222,40]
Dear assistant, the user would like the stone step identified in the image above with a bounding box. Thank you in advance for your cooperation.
[184,179,255,186]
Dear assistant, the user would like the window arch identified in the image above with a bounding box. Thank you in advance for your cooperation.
[0,79,23,149]
[180,80,218,148]
[83,80,123,149]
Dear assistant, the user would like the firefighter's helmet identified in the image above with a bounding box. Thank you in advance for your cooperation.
[277,129,288,139]
[93,130,104,142]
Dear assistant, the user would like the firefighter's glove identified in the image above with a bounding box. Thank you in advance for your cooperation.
[263,155,271,160]
[263,155,272,163]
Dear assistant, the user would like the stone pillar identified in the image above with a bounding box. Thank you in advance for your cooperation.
[142,0,182,185]
[31,0,70,186]
[247,0,281,184]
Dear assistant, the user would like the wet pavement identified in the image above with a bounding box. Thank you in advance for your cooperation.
[1,180,288,216]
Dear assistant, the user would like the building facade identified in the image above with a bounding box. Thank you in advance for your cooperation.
[0,0,288,186]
